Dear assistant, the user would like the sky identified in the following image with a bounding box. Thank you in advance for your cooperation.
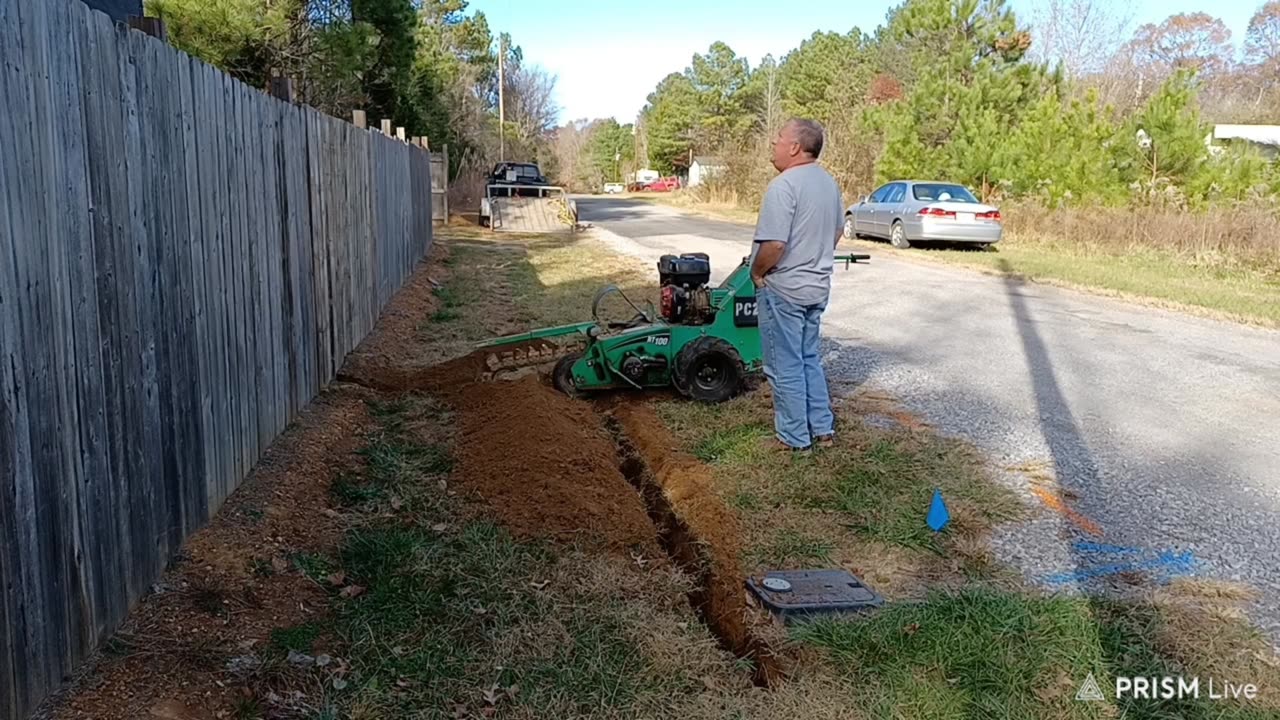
[466,0,1265,124]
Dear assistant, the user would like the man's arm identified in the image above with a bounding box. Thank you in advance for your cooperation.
[752,241,785,287]
[834,187,846,249]
[752,180,795,287]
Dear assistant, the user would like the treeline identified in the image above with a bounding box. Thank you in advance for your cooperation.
[634,0,1280,209]
[548,119,635,192]
[146,0,559,182]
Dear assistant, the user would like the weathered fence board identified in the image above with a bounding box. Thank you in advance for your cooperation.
[0,0,434,715]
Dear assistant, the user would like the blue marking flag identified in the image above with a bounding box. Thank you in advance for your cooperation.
[927,489,950,532]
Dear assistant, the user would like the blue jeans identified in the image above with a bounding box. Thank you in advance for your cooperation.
[757,287,834,448]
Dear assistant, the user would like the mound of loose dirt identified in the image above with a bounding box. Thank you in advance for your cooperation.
[349,337,658,551]
[444,371,657,550]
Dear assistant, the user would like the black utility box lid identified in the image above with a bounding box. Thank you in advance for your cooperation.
[746,569,883,621]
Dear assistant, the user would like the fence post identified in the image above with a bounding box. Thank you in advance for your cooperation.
[126,16,168,41]
[352,110,367,129]
[380,119,392,136]
[396,127,406,142]
[268,77,295,103]
[442,143,450,222]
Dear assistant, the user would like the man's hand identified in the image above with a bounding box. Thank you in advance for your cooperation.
[751,241,785,289]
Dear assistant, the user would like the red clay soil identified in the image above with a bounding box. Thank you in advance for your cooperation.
[445,373,657,549]
[347,332,658,551]
[609,401,785,686]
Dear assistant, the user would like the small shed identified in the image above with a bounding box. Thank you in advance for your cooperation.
[688,156,726,187]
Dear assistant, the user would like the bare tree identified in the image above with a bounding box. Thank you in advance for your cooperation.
[1029,0,1133,78]
[505,63,559,146]
[754,55,784,136]
[550,119,593,190]
[1125,12,1235,78]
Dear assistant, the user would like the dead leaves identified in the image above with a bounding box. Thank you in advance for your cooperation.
[451,682,520,718]
[339,584,366,599]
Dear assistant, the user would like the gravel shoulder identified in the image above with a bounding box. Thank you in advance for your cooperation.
[577,196,1280,644]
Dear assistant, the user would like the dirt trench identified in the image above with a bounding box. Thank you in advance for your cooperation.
[354,346,784,686]
[607,401,785,687]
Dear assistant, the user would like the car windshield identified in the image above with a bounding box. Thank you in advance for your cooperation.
[912,183,978,203]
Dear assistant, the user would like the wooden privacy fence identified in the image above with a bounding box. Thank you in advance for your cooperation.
[0,0,434,716]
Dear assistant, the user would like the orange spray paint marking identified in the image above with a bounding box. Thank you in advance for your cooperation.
[1029,485,1104,537]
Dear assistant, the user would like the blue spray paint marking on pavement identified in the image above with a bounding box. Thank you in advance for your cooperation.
[926,489,950,532]
[1043,550,1197,586]
[1072,541,1143,555]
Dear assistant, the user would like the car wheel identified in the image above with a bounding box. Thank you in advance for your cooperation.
[890,221,911,249]
[842,214,855,240]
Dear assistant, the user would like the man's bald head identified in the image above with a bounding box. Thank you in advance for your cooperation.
[771,118,825,172]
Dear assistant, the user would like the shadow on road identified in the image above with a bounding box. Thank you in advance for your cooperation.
[994,257,1191,593]
[998,258,1102,568]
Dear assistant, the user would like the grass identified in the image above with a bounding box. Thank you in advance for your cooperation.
[269,622,323,653]
[418,227,653,355]
[752,527,836,567]
[798,588,1113,718]
[797,585,1280,720]
[291,552,336,583]
[659,390,1023,566]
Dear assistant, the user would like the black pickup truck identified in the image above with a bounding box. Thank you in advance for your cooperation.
[487,162,550,196]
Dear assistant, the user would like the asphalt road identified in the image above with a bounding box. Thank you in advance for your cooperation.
[577,196,1280,641]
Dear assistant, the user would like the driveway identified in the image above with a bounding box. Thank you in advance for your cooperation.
[577,196,1280,641]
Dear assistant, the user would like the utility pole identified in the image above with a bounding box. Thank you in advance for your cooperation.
[498,35,505,162]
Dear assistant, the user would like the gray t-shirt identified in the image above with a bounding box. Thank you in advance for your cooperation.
[752,163,844,307]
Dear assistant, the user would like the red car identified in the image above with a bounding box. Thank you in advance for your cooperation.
[643,176,682,192]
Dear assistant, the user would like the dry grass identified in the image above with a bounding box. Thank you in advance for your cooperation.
[1004,203,1280,271]
[656,387,1025,599]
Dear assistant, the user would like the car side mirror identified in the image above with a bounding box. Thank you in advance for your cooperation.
[861,195,870,204]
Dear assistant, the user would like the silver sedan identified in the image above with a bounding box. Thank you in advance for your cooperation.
[844,180,1003,249]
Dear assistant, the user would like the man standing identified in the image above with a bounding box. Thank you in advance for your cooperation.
[751,119,844,451]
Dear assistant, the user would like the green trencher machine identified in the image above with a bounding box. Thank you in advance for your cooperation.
[477,252,868,403]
